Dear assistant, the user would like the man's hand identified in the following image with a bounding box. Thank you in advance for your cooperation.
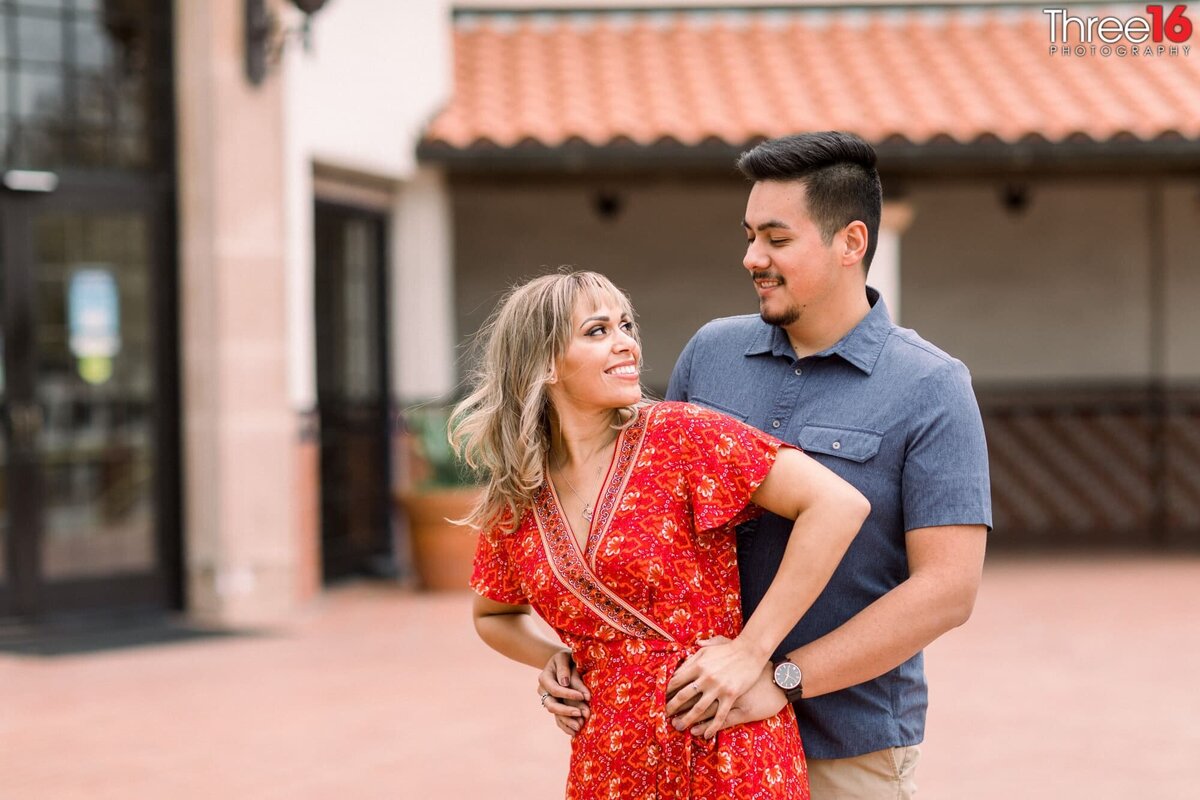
[662,636,772,739]
[667,661,788,736]
[537,650,591,737]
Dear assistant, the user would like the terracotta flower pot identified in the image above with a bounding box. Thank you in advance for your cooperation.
[399,486,483,591]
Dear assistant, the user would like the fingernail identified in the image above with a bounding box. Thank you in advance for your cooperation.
[691,727,702,736]
[560,678,569,686]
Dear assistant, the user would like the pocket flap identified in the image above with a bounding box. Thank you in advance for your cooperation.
[798,425,882,463]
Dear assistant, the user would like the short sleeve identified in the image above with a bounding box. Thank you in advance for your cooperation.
[667,403,790,532]
[469,526,529,605]
[902,360,993,532]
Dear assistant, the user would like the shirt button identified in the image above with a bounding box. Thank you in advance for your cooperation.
[794,368,803,376]
[772,420,781,429]
[832,441,842,450]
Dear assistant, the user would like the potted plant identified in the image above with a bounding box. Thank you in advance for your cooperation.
[397,404,484,591]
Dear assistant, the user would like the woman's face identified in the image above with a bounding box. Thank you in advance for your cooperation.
[549,294,642,416]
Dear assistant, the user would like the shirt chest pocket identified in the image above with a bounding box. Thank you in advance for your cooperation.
[797,424,883,463]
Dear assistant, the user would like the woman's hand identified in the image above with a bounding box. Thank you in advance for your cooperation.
[664,636,769,739]
[537,650,591,737]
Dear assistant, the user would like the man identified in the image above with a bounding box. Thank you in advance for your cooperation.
[541,131,991,798]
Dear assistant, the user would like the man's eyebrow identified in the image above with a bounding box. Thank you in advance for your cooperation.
[742,219,792,231]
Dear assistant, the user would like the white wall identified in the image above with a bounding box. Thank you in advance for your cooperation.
[452,178,754,394]
[903,179,1199,385]
[452,174,1199,393]
[282,0,454,408]
[289,0,452,179]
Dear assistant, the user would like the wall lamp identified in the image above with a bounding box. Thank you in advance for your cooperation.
[246,0,330,86]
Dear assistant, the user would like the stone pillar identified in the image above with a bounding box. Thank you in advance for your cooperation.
[873,202,915,324]
[175,0,299,627]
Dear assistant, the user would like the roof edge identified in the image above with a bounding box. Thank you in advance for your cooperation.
[419,137,1200,176]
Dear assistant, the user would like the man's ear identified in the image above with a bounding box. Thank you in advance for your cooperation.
[841,220,869,267]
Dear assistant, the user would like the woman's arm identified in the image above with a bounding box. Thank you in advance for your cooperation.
[664,446,869,737]
[473,594,567,670]
[474,595,590,728]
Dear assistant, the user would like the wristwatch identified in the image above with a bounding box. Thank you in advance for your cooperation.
[771,656,804,703]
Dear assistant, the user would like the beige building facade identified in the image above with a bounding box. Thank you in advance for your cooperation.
[0,0,457,627]
[3,1,1196,630]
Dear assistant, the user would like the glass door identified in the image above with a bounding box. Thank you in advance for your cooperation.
[0,186,172,618]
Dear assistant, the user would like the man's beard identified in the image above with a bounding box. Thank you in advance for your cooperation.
[760,300,800,328]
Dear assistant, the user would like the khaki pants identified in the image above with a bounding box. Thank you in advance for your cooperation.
[807,745,920,800]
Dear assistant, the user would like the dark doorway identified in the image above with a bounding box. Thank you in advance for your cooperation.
[0,2,177,620]
[0,185,176,619]
[313,201,392,581]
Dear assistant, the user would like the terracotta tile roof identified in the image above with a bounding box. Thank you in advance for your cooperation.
[423,7,1200,153]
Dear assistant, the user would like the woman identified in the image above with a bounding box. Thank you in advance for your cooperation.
[452,271,868,799]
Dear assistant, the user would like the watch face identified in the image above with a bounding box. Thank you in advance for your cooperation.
[774,660,802,691]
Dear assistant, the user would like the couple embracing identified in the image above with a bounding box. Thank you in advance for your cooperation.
[452,132,992,799]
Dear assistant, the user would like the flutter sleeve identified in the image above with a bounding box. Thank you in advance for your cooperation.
[469,522,529,605]
[667,402,792,532]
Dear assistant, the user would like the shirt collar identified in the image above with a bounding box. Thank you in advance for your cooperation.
[744,286,893,375]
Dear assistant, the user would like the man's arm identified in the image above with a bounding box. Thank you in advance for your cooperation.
[787,523,985,697]
[671,523,986,732]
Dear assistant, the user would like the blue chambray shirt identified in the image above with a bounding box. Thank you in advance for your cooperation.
[666,287,992,760]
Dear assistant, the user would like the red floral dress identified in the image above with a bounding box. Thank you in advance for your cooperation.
[471,402,808,799]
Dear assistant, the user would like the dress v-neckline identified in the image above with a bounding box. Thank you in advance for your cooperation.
[547,430,623,556]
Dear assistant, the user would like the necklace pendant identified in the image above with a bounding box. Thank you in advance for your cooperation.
[582,505,594,522]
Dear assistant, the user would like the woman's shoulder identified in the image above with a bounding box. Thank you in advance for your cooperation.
[641,401,743,443]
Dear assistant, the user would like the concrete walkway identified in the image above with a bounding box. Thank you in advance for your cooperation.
[1,555,1197,799]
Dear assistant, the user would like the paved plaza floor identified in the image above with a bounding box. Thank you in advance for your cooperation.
[1,555,1197,799]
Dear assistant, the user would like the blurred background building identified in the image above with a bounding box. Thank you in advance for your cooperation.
[0,0,1197,629]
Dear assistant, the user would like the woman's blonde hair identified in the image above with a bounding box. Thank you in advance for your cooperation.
[449,270,643,533]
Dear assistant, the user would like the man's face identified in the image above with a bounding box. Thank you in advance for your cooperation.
[742,180,843,329]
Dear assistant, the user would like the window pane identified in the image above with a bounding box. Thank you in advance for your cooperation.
[16,13,64,63]
[16,68,64,119]
[0,1,164,172]
[73,18,112,71]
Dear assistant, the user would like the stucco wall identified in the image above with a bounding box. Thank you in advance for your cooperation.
[282,0,455,406]
[452,174,1199,394]
[1163,182,1200,380]
[903,179,1199,385]
[453,178,753,394]
[288,0,451,180]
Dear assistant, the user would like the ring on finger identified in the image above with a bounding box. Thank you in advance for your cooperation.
[540,690,552,707]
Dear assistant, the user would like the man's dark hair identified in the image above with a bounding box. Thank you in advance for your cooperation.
[737,131,883,271]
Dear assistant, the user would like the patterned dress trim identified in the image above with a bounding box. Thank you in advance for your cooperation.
[535,407,675,643]
[585,405,652,570]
